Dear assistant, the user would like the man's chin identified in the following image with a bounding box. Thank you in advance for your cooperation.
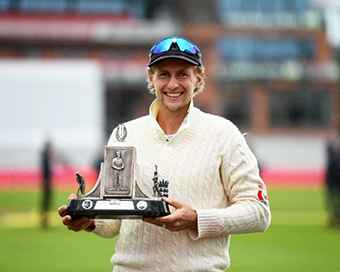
[163,102,190,113]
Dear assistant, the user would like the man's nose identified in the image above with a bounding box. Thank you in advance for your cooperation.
[167,76,179,90]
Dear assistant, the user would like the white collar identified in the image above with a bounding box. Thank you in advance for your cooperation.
[149,99,194,136]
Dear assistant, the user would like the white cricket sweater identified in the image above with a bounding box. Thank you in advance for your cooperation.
[93,100,271,272]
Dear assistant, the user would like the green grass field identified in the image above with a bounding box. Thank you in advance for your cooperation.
[0,188,339,272]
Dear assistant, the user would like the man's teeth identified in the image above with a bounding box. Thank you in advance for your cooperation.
[167,93,181,97]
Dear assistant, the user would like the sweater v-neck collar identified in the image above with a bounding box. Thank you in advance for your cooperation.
[149,99,193,140]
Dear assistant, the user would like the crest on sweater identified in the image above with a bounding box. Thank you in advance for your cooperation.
[257,185,269,206]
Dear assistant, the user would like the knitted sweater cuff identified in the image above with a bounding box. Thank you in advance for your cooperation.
[92,219,120,238]
[92,219,106,237]
[188,209,222,240]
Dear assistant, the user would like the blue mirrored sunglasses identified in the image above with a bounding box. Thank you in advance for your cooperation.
[149,37,201,56]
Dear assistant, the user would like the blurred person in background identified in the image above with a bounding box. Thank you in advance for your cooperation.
[41,140,54,229]
[325,133,340,228]
[58,36,271,271]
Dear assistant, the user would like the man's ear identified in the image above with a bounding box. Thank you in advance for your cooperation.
[196,72,204,87]
[148,71,154,85]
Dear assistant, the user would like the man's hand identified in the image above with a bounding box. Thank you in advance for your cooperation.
[57,194,95,232]
[143,198,197,232]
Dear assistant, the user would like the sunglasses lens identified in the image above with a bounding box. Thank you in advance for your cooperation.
[150,38,173,54]
[150,37,200,56]
[176,39,200,55]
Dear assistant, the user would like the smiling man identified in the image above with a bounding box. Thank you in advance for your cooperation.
[58,36,271,272]
[148,58,202,134]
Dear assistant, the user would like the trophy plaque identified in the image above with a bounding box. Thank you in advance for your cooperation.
[64,124,171,219]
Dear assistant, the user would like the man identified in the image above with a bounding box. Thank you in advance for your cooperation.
[58,36,271,271]
[325,133,340,228]
[41,140,53,228]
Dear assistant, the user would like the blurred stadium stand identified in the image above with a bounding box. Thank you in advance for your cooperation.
[0,0,338,188]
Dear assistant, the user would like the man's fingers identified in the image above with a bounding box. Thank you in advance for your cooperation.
[143,217,164,227]
[58,205,68,217]
[68,194,76,201]
[58,194,96,232]
[153,213,176,224]
[62,214,73,225]
[58,193,75,219]
[143,217,167,229]
[143,199,197,232]
[58,194,75,217]
[142,217,157,224]
[64,216,90,231]
[69,218,92,232]
[143,212,177,226]
[162,197,183,209]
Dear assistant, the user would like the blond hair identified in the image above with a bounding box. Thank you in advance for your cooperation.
[146,65,205,97]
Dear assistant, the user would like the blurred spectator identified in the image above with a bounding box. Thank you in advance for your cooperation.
[325,133,340,228]
[41,140,54,229]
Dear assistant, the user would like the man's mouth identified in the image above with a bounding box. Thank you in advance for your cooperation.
[165,92,182,98]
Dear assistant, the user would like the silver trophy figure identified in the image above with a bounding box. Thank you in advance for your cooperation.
[108,151,128,192]
[64,124,170,219]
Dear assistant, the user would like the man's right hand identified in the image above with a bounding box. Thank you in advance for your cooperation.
[57,194,96,232]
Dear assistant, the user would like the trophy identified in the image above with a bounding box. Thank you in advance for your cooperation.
[64,124,171,219]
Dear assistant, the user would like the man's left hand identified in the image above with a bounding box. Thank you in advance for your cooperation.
[143,197,197,232]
